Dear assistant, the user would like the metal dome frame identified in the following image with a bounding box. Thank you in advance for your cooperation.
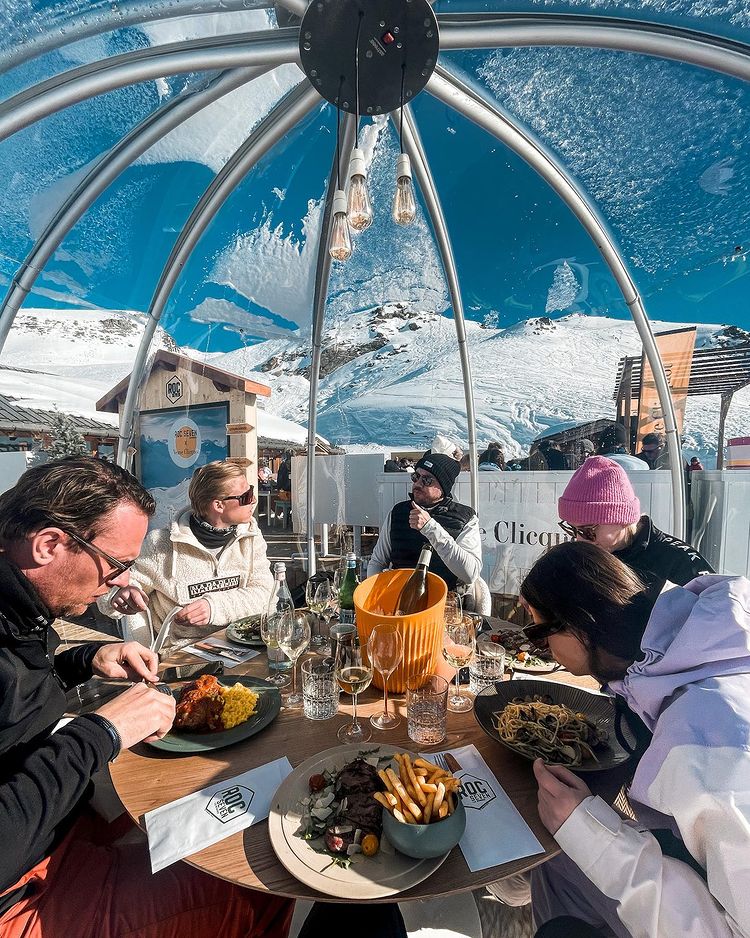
[3,2,750,566]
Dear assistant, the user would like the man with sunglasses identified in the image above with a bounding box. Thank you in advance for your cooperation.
[0,456,292,936]
[100,460,273,644]
[367,450,482,593]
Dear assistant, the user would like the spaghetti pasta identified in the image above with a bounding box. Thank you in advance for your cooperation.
[493,695,608,766]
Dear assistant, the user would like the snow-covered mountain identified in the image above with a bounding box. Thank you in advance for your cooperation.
[3,305,750,467]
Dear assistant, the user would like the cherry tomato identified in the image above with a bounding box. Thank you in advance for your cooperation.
[309,773,326,792]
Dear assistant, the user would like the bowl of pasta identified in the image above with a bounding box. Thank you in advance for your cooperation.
[473,679,635,772]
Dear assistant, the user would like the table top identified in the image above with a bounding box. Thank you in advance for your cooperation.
[108,632,563,903]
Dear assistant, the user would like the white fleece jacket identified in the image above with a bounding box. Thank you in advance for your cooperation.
[99,508,274,640]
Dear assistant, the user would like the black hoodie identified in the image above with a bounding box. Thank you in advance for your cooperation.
[0,558,113,914]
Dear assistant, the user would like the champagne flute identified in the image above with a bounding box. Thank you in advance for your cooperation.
[368,624,403,730]
[306,578,326,648]
[260,611,290,687]
[277,609,311,707]
[442,606,476,712]
[336,637,373,743]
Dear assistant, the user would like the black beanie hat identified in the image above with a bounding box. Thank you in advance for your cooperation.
[414,452,461,497]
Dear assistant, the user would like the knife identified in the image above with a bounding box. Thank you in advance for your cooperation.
[443,752,462,773]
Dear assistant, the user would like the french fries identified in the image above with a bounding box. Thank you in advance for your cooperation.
[375,754,461,825]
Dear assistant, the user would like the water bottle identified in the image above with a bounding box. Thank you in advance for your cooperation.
[265,562,293,672]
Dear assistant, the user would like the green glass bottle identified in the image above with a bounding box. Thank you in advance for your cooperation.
[338,551,359,625]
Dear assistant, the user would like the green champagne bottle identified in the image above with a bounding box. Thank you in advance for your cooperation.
[338,552,359,625]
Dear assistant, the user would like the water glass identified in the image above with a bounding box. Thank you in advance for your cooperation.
[301,657,339,720]
[406,674,448,746]
[469,639,507,695]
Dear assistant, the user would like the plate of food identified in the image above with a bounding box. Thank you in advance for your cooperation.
[268,744,459,898]
[485,628,560,673]
[473,679,634,773]
[225,614,265,648]
[146,674,281,753]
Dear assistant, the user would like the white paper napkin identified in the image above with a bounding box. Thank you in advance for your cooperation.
[145,756,293,872]
[184,636,260,668]
[425,743,544,872]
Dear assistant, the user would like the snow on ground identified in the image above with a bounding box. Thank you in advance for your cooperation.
[3,306,749,467]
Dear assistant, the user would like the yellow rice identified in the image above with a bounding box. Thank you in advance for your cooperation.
[220,683,259,729]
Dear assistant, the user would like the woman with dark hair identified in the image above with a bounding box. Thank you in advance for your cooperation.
[512,541,750,938]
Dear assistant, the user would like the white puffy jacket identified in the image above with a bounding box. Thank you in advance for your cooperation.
[99,508,274,640]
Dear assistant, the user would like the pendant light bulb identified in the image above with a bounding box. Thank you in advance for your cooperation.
[329,189,352,262]
[392,153,417,226]
[346,148,373,232]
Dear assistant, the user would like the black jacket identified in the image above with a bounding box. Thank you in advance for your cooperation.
[614,516,714,602]
[388,497,476,590]
[0,559,112,914]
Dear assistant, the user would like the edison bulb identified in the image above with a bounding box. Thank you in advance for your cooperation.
[346,148,373,231]
[348,175,373,231]
[329,189,352,261]
[392,153,416,226]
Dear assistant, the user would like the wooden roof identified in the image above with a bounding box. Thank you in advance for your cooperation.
[614,343,750,399]
[0,392,117,438]
[96,349,271,413]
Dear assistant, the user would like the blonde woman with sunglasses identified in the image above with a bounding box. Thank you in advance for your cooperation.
[99,460,273,642]
[558,455,713,603]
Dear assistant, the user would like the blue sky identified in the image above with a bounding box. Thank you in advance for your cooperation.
[1,39,749,354]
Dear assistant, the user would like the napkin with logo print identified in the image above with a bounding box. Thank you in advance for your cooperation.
[425,744,543,872]
[145,756,293,872]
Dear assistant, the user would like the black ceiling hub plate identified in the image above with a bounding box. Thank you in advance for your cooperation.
[299,0,439,115]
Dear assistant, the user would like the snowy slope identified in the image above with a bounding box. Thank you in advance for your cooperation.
[2,306,749,467]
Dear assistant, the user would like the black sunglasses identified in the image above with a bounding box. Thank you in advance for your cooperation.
[522,619,565,648]
[222,485,254,506]
[411,471,438,486]
[63,529,136,578]
[558,520,599,542]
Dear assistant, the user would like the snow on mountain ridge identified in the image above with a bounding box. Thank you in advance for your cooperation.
[3,305,750,467]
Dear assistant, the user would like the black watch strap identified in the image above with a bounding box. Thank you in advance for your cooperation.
[82,713,122,762]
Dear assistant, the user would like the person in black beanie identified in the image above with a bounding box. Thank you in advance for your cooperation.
[367,449,482,592]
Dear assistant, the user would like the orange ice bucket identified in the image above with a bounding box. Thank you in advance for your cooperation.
[354,570,447,693]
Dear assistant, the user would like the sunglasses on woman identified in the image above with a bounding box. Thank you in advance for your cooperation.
[522,618,565,648]
[558,520,599,542]
[222,485,254,506]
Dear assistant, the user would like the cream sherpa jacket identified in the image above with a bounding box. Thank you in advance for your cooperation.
[99,507,274,641]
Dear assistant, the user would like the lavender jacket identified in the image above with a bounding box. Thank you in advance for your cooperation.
[555,575,750,938]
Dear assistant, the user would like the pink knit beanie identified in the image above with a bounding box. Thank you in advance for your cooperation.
[558,456,641,526]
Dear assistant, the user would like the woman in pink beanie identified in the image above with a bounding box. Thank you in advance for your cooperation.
[558,456,713,601]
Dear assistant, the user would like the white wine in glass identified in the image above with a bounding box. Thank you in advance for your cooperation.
[336,638,372,743]
[368,623,403,730]
[443,614,476,712]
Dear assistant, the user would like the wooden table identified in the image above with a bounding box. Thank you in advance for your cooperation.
[109,637,560,903]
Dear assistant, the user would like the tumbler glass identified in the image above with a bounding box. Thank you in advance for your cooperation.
[301,656,339,720]
[469,638,507,695]
[406,674,448,746]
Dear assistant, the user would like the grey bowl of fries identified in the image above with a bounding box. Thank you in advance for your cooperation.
[379,753,466,859]
[382,795,465,859]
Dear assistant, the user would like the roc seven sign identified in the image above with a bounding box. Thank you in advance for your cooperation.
[165,376,183,404]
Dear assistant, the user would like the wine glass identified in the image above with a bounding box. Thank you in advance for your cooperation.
[335,637,373,743]
[315,581,338,656]
[260,611,291,688]
[444,591,463,628]
[442,604,476,712]
[305,578,326,649]
[368,624,403,730]
[277,609,311,707]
